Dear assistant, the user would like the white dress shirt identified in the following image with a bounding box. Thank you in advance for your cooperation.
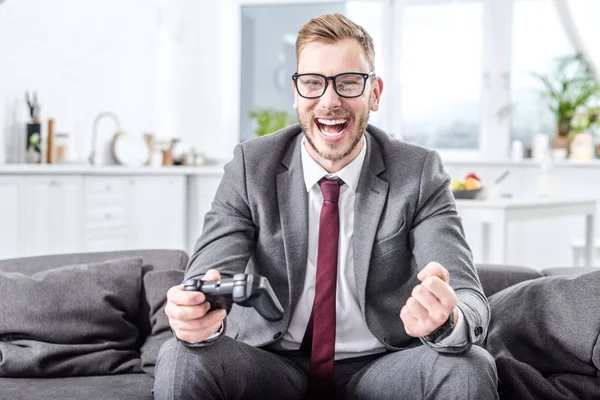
[271,136,385,360]
[270,135,468,359]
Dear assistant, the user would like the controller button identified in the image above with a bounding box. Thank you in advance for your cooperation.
[233,286,245,298]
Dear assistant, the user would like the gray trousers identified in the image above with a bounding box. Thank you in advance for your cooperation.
[153,336,498,400]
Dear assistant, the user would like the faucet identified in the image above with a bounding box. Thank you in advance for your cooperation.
[89,112,121,165]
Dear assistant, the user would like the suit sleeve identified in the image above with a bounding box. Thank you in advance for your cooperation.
[176,145,257,347]
[186,144,257,281]
[410,150,490,353]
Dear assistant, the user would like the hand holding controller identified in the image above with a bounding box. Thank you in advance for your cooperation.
[183,273,284,322]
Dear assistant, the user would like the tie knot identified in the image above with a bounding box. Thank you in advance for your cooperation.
[318,178,344,203]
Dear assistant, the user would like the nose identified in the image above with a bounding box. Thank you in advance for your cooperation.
[319,80,342,110]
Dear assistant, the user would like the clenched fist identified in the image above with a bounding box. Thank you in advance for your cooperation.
[400,262,458,338]
[165,269,227,344]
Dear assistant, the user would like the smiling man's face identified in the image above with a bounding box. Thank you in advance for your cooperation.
[293,38,383,173]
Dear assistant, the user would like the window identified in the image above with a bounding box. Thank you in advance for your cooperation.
[239,2,345,142]
[399,1,485,149]
[510,0,573,148]
[232,0,589,158]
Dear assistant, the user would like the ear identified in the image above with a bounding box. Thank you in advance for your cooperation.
[292,79,298,109]
[369,76,384,112]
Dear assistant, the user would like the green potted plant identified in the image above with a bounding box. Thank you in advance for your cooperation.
[249,108,296,137]
[571,106,600,136]
[532,53,599,147]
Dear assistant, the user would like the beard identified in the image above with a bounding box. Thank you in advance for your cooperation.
[298,104,370,163]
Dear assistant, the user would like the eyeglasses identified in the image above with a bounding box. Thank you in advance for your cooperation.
[292,72,376,99]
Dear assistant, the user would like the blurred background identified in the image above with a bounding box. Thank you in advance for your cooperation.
[0,0,599,269]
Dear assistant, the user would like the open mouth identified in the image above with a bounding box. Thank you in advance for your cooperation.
[315,118,349,138]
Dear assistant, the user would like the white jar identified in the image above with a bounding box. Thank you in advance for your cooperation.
[511,140,524,162]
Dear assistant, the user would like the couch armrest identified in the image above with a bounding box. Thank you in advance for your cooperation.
[476,264,543,297]
[541,266,598,276]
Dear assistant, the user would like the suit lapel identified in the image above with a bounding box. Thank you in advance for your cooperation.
[276,134,309,315]
[354,131,388,313]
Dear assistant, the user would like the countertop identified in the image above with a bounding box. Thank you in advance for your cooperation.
[442,158,600,168]
[0,163,225,176]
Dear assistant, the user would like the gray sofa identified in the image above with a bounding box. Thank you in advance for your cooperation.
[0,250,598,400]
[0,250,189,400]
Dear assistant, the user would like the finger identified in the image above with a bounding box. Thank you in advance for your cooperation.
[175,309,227,332]
[165,301,211,321]
[167,284,206,306]
[417,262,449,284]
[411,284,442,314]
[421,276,457,310]
[405,296,429,321]
[399,305,419,337]
[202,269,221,282]
[175,319,224,344]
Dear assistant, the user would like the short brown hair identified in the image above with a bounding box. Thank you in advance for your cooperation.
[296,13,375,71]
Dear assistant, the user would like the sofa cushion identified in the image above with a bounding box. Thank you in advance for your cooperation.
[0,249,189,276]
[475,263,543,297]
[140,269,184,376]
[485,270,600,399]
[0,374,154,400]
[0,257,144,377]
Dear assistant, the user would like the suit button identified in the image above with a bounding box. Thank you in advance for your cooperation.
[273,332,282,339]
[474,326,483,336]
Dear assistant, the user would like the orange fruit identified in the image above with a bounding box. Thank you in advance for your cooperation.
[464,177,481,190]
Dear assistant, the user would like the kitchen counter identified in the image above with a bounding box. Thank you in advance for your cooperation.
[0,163,225,176]
[443,158,600,169]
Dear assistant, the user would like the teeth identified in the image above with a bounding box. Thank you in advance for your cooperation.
[317,118,347,125]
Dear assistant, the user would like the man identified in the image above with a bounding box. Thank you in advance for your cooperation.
[154,13,498,400]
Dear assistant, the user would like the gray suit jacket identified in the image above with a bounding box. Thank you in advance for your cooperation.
[186,124,489,353]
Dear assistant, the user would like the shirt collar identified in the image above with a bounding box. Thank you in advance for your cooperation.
[300,135,367,193]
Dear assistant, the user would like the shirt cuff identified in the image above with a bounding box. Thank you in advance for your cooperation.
[437,307,468,346]
[205,322,224,340]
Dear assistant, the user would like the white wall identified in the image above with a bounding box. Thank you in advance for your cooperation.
[0,0,171,163]
[171,0,236,161]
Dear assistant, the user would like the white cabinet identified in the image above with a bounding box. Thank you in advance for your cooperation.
[0,177,24,259]
[186,174,222,252]
[129,176,186,250]
[23,176,83,257]
[83,177,131,252]
[0,167,216,259]
[82,175,187,253]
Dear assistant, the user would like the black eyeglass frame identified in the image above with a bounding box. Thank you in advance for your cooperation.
[292,71,376,99]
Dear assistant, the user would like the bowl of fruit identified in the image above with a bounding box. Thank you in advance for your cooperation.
[450,173,482,199]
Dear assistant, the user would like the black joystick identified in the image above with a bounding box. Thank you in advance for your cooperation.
[183,273,284,322]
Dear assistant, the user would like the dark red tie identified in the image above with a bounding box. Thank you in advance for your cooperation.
[303,178,344,399]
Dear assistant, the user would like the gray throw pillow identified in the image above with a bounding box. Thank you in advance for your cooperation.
[140,269,183,376]
[485,271,600,399]
[0,257,144,377]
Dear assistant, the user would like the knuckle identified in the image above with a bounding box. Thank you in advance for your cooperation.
[170,320,183,334]
[175,331,188,342]
[412,285,421,297]
[434,312,447,323]
[427,261,441,271]
[164,302,172,316]
[166,287,177,302]
[170,307,185,320]
[422,278,433,290]
[447,298,458,310]
[169,283,184,295]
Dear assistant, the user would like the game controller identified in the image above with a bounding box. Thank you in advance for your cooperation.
[183,273,285,322]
